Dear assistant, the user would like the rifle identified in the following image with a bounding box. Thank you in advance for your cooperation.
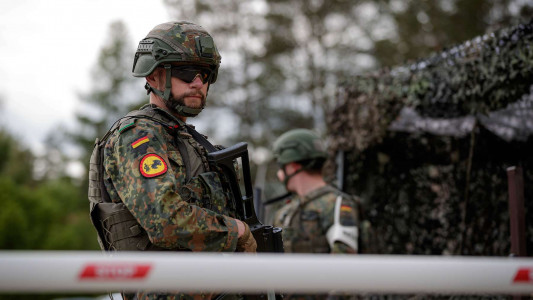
[208,142,284,253]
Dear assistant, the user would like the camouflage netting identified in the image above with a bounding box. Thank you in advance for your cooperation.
[327,18,533,259]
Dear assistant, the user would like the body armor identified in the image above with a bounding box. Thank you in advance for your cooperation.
[276,185,359,253]
[88,105,236,252]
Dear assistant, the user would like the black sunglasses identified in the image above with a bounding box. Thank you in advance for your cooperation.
[167,66,214,84]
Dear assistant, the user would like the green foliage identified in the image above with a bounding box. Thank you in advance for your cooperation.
[373,0,515,67]
[0,88,101,300]
[0,130,35,186]
[0,176,99,250]
[0,126,99,252]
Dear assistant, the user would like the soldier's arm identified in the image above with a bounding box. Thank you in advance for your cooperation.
[104,120,239,252]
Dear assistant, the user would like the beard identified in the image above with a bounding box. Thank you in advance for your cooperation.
[168,90,206,110]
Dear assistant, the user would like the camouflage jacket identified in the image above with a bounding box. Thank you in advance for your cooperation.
[273,185,360,300]
[101,104,240,300]
[273,185,360,254]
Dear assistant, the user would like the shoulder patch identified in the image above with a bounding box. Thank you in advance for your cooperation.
[340,204,353,213]
[119,121,136,134]
[140,154,168,178]
[132,136,150,148]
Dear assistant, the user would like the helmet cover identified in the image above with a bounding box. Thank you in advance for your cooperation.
[273,129,327,166]
[132,21,221,81]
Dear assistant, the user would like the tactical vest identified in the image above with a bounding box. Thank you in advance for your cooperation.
[88,105,237,252]
[279,185,361,253]
[280,188,333,253]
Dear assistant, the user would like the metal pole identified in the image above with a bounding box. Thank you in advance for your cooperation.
[335,150,345,190]
[507,166,527,257]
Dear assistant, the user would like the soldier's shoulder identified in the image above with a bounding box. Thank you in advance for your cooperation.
[121,115,168,132]
[340,191,361,204]
[106,116,167,146]
[327,185,360,204]
[273,197,299,226]
[308,185,359,210]
[304,190,334,213]
[315,185,341,201]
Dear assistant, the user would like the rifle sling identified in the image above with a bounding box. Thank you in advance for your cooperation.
[185,125,218,152]
[263,192,293,206]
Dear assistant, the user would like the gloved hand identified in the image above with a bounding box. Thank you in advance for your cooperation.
[236,221,257,253]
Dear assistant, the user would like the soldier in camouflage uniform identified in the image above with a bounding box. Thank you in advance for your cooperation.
[272,129,360,300]
[88,21,256,300]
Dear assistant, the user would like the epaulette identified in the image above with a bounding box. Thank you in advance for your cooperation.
[118,120,136,134]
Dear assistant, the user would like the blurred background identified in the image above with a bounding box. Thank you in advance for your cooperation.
[0,0,531,299]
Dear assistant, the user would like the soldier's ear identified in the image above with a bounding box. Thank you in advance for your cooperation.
[146,68,164,89]
[286,162,303,174]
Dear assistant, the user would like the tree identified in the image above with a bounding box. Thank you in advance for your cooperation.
[0,130,35,186]
[0,127,99,251]
[371,0,533,67]
[72,20,145,172]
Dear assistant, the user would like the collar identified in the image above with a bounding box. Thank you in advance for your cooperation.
[300,185,337,205]
[141,103,187,127]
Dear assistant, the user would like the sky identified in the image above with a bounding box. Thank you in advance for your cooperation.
[0,0,171,164]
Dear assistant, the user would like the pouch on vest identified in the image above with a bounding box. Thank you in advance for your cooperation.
[199,171,236,217]
[180,171,236,218]
[293,210,329,253]
[96,202,148,250]
[88,138,111,250]
[95,202,184,251]
[88,138,147,251]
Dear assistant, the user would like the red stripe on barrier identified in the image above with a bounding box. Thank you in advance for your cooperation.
[513,268,532,283]
[79,263,152,280]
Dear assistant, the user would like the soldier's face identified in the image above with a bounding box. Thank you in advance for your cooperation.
[277,163,299,192]
[169,75,208,109]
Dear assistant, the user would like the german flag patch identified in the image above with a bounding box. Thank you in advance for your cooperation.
[140,154,168,178]
[340,204,353,213]
[132,136,149,149]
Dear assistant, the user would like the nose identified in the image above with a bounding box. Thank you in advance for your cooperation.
[189,74,206,88]
[276,168,285,182]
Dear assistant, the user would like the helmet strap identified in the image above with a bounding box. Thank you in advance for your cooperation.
[282,169,299,189]
[163,64,172,101]
[173,105,203,117]
[281,161,313,189]
[145,64,171,101]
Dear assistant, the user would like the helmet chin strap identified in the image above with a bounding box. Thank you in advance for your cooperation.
[281,161,312,190]
[146,64,206,118]
[172,104,204,117]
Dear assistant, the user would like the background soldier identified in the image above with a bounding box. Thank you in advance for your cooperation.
[88,21,256,300]
[272,128,361,298]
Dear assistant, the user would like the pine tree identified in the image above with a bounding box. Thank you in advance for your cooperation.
[72,21,146,182]
[73,21,145,159]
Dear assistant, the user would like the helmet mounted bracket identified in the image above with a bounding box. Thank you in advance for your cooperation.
[195,36,215,58]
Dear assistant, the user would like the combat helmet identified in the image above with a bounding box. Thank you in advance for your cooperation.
[273,129,327,166]
[132,21,221,117]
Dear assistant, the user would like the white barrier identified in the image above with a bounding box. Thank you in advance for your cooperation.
[0,251,532,295]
